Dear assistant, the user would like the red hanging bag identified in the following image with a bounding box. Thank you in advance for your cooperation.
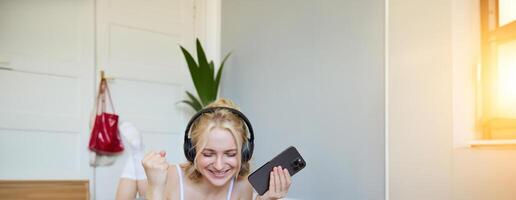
[88,78,124,154]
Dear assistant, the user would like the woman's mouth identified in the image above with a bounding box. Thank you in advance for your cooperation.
[208,169,231,178]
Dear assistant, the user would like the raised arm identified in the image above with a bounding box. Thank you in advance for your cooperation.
[142,151,169,200]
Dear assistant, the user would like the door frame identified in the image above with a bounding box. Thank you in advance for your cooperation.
[195,0,221,65]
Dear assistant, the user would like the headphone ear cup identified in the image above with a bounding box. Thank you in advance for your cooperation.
[241,139,253,162]
[183,138,196,162]
[247,140,254,161]
[241,142,249,162]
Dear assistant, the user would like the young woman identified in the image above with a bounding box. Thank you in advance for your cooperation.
[117,98,292,200]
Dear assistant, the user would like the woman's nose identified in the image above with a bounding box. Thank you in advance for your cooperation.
[214,156,224,170]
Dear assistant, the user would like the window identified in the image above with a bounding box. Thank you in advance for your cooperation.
[479,0,516,139]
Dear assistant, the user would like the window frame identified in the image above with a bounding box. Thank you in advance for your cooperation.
[479,0,516,140]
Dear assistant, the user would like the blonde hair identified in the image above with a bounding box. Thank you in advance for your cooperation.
[183,98,251,182]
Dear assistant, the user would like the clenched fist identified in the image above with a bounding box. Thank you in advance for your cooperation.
[142,151,169,188]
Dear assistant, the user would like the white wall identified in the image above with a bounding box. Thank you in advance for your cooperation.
[388,0,453,199]
[390,0,516,200]
[452,0,480,147]
[221,0,385,199]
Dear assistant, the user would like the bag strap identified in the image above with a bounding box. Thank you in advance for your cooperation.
[103,78,116,113]
[94,78,116,115]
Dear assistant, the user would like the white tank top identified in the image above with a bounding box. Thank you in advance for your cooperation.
[175,165,235,200]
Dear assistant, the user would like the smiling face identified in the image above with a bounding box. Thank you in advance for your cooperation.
[196,127,240,187]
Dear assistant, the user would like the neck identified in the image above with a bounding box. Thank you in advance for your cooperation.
[197,176,233,196]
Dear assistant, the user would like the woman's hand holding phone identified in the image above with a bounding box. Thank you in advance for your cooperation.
[257,166,292,200]
[248,146,306,198]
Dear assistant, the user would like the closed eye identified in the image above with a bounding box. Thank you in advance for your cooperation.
[226,153,237,157]
[225,149,237,157]
[201,150,215,157]
[202,153,214,157]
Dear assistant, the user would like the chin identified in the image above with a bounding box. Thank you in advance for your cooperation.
[204,168,236,186]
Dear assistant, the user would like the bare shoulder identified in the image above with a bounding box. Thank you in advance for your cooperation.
[167,164,178,178]
[164,163,191,199]
[234,176,253,199]
[164,164,181,193]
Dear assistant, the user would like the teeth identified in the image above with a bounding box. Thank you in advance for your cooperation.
[209,169,230,177]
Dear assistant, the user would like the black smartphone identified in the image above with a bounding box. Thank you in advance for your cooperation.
[248,146,306,195]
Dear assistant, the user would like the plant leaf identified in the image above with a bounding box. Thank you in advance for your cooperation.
[194,39,215,106]
[209,61,216,100]
[180,45,200,91]
[214,52,231,97]
[179,39,228,108]
[180,44,209,107]
[196,39,211,75]
[180,100,201,112]
[182,91,203,111]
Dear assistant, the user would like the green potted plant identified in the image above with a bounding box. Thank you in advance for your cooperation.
[179,38,231,111]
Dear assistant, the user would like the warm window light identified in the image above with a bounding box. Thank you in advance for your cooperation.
[478,0,516,141]
[483,40,516,140]
[499,0,516,26]
[495,40,516,118]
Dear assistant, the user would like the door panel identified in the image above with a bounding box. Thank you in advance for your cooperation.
[0,0,90,76]
[109,79,184,133]
[0,71,80,132]
[0,130,81,179]
[95,0,194,199]
[0,0,94,181]
[0,1,196,199]
[107,24,184,83]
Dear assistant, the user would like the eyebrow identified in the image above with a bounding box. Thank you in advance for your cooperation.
[202,148,237,153]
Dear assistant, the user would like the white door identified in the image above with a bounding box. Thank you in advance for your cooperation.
[0,0,201,199]
[94,0,196,199]
[0,0,94,180]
